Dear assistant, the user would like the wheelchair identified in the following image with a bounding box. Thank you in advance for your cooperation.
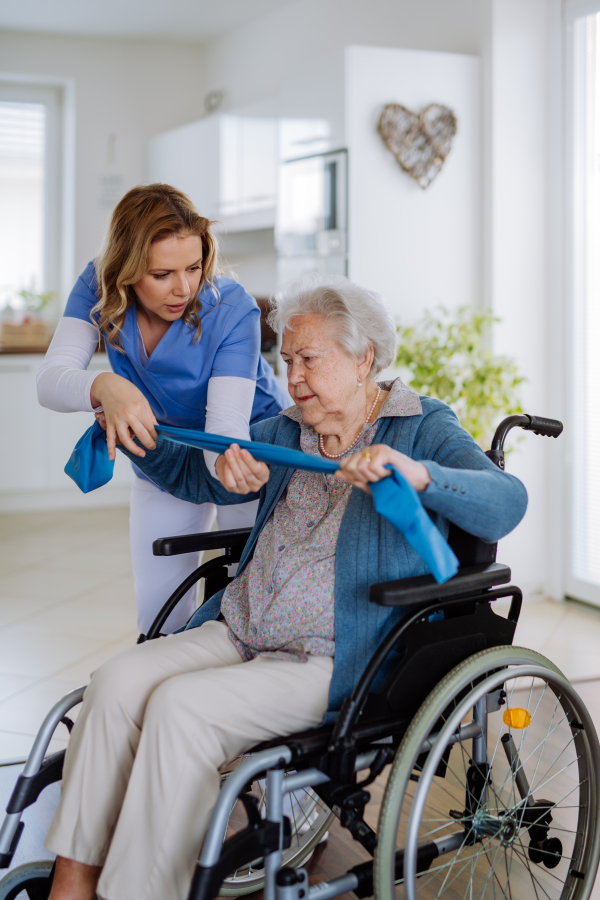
[2,412,600,900]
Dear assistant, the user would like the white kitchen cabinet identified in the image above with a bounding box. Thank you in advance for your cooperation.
[148,114,278,231]
[0,357,47,492]
[0,354,131,511]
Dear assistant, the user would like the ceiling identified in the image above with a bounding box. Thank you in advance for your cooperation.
[0,0,295,42]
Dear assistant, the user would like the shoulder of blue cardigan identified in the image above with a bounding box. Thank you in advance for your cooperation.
[249,413,300,445]
[248,392,455,447]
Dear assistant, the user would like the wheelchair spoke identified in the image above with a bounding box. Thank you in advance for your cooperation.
[511,840,559,900]
[378,662,596,900]
[492,700,566,804]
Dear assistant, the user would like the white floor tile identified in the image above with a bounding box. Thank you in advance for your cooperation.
[0,628,116,678]
[21,594,137,640]
[0,729,68,762]
[512,596,568,652]
[0,673,38,704]
[50,637,137,685]
[0,678,81,737]
[0,565,118,603]
[0,595,71,629]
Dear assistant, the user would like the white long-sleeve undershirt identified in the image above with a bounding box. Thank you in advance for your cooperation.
[36,316,109,413]
[36,316,256,476]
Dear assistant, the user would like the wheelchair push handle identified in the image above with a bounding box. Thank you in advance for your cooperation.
[486,414,563,470]
[524,414,564,438]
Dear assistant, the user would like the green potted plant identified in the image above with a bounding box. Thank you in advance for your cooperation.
[395,306,524,449]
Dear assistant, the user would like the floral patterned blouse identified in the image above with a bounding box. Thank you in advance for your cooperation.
[221,378,422,662]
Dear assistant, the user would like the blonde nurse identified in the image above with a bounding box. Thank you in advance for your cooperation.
[37,183,287,633]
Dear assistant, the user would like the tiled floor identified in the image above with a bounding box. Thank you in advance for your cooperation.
[0,507,139,760]
[2,506,600,764]
[3,506,600,895]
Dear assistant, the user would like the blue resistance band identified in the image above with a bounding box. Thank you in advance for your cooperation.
[65,421,458,584]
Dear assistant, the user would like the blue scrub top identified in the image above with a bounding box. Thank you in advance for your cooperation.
[64,261,288,429]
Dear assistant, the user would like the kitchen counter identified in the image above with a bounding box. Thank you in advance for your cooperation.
[0,345,51,354]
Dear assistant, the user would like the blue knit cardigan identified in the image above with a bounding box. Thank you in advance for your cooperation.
[122,397,527,719]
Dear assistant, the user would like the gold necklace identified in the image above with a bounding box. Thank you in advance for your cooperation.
[318,387,381,460]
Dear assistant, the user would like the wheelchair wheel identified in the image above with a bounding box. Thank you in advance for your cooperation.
[0,860,54,900]
[219,761,333,895]
[374,646,600,900]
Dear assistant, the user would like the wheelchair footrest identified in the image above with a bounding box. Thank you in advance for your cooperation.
[188,817,291,900]
[6,751,66,815]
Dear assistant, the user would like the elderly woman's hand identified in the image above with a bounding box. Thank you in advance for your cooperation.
[337,444,431,494]
[215,444,270,494]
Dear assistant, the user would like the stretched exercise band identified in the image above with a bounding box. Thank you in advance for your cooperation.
[65,421,459,583]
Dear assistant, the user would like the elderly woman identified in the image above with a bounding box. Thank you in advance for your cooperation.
[45,276,527,900]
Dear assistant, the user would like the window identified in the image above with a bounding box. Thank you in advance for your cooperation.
[0,101,45,307]
[0,81,69,313]
[567,5,600,604]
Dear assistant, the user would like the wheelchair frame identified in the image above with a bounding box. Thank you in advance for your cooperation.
[3,412,599,900]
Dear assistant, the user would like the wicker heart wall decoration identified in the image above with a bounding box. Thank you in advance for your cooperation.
[378,103,457,189]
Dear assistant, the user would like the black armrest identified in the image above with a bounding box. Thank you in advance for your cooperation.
[369,562,511,609]
[153,527,252,557]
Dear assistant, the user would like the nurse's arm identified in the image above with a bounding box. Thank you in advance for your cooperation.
[118,438,263,506]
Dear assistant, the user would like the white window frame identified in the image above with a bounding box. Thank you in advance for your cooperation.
[564,0,600,605]
[0,74,75,310]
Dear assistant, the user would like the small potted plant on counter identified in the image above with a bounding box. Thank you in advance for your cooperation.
[0,287,55,351]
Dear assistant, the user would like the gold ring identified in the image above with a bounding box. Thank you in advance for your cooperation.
[363,450,371,461]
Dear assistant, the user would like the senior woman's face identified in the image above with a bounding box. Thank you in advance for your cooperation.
[280,315,365,429]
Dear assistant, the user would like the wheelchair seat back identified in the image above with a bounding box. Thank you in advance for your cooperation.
[358,525,505,722]
[362,586,515,723]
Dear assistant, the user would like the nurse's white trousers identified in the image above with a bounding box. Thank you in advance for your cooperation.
[130,475,259,634]
[44,621,333,900]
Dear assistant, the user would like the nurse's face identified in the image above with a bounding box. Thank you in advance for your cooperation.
[133,234,203,322]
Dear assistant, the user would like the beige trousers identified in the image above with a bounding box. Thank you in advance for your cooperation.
[45,621,333,900]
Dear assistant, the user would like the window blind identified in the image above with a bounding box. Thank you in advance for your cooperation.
[0,101,46,306]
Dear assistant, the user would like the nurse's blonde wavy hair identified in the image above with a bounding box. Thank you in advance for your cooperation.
[93,183,220,350]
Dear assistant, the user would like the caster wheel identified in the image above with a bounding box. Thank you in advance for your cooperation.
[542,836,563,869]
[528,840,544,864]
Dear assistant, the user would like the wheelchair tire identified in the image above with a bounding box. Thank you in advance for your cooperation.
[218,772,333,895]
[0,860,54,900]
[374,645,600,900]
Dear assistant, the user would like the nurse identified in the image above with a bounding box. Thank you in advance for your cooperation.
[37,183,288,634]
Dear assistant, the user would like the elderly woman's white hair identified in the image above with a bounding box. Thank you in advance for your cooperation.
[268,273,397,376]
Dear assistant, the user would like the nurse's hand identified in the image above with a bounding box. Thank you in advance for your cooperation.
[90,372,157,461]
[216,444,269,494]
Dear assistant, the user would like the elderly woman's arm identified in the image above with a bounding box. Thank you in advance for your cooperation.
[340,404,527,543]
[119,439,268,505]
[414,407,527,542]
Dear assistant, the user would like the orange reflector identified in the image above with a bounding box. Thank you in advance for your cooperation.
[503,708,532,729]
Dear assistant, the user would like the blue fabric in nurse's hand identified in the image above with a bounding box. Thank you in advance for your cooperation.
[64,421,114,493]
[370,467,459,583]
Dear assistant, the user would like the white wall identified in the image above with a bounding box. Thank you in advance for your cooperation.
[345,46,480,322]
[0,29,206,297]
[220,229,278,297]
[200,0,562,598]
[487,0,558,596]
[199,0,488,146]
